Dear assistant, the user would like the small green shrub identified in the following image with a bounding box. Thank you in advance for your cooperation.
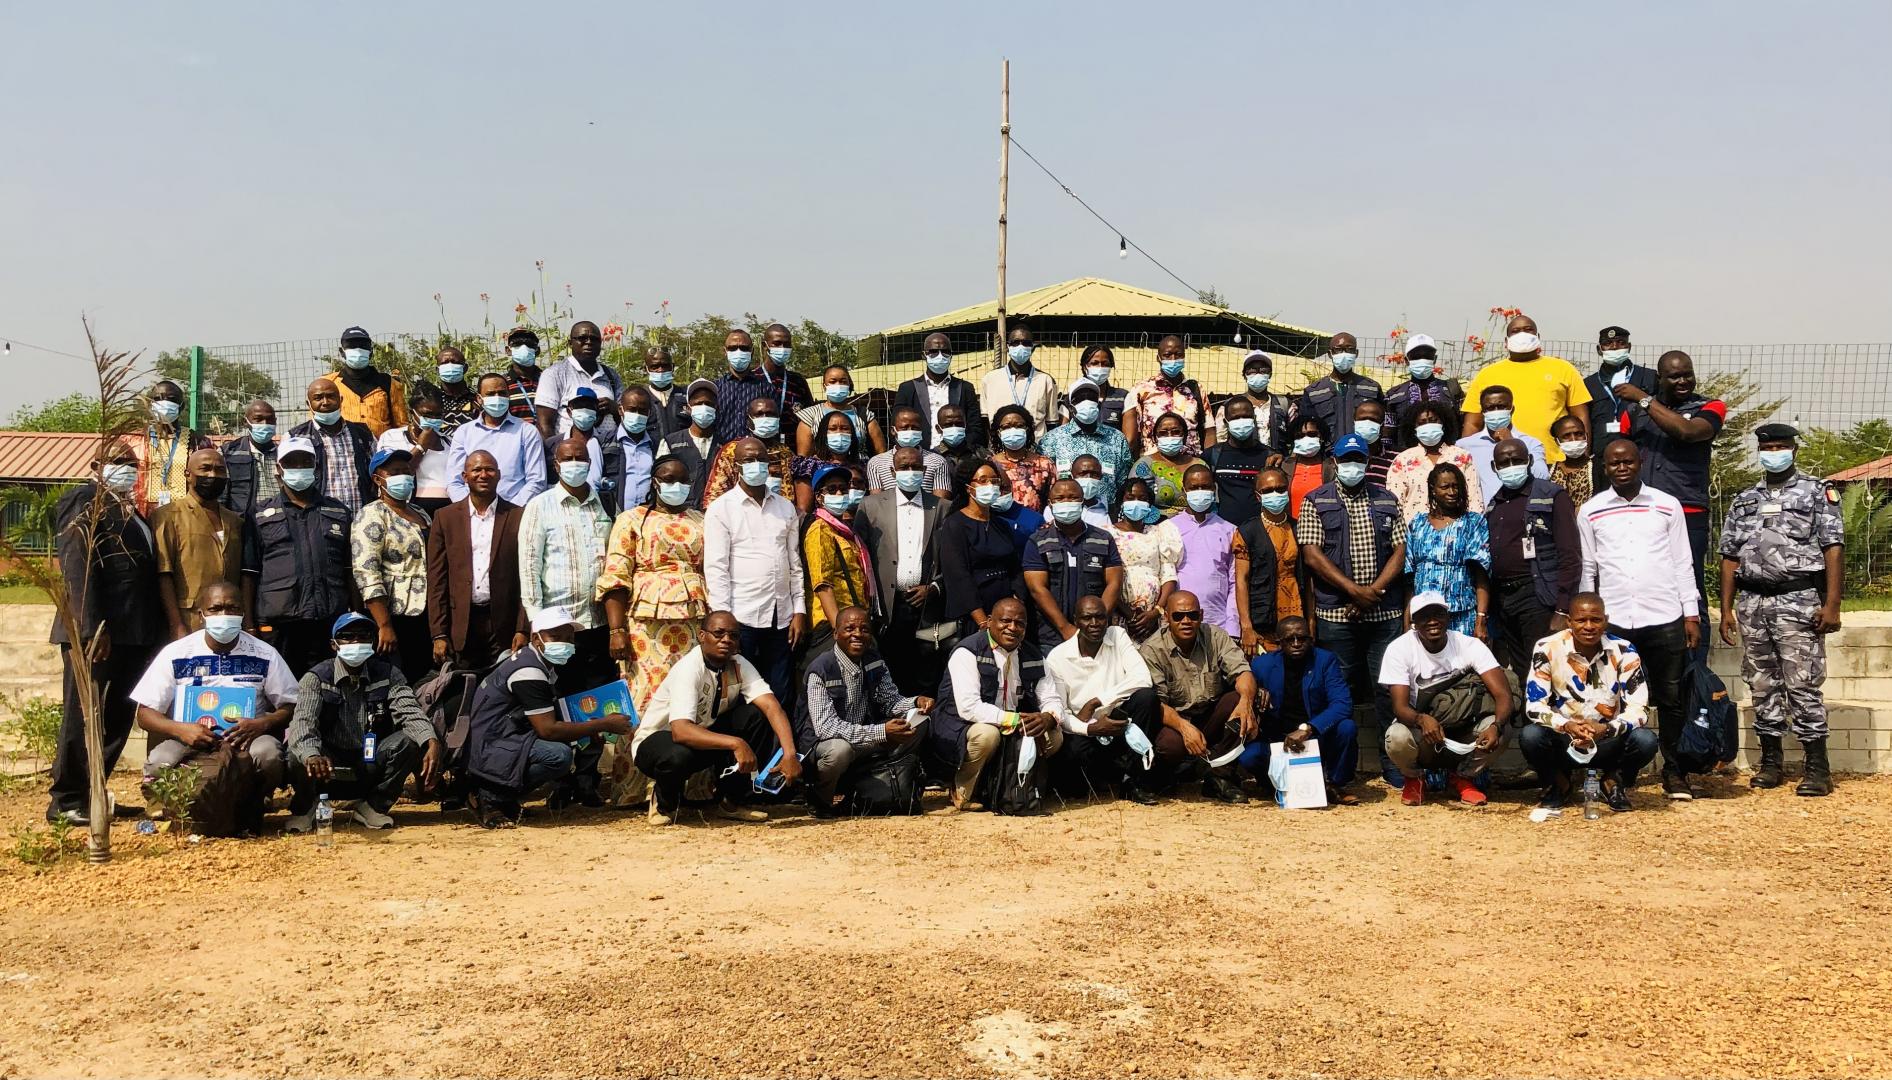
[11,817,81,869]
[145,764,202,829]
[3,693,61,764]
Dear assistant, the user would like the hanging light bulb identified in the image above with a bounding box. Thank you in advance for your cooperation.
[1118,236,1128,259]
[1,342,9,355]
[1232,328,1243,345]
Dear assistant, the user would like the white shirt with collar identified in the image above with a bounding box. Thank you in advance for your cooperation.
[467,497,496,606]
[946,639,1066,729]
[1577,482,1700,629]
[703,484,806,629]
[631,645,774,754]
[1046,626,1153,734]
[894,488,927,589]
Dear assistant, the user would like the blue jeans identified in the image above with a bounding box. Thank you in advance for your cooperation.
[740,625,795,713]
[1316,616,1402,784]
[521,737,604,797]
[1237,714,1359,787]
[1519,723,1661,786]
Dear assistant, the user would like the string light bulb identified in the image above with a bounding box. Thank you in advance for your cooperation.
[1118,236,1127,259]
[1232,329,1243,345]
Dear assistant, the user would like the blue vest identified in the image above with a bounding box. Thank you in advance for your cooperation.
[929,632,1043,763]
[1517,478,1566,610]
[464,647,559,792]
[1303,482,1403,615]
[794,646,898,753]
[1028,524,1114,650]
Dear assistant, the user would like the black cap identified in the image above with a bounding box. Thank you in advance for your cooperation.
[1597,325,1630,344]
[340,325,372,346]
[1754,423,1800,443]
[506,325,540,345]
[1068,380,1101,403]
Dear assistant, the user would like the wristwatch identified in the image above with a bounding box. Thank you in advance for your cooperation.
[1637,397,1652,411]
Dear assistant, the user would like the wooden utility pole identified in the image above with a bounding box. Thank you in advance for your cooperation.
[996,59,1010,360]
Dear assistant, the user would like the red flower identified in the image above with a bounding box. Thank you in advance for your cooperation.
[514,302,528,317]
[601,322,625,341]
[479,292,491,303]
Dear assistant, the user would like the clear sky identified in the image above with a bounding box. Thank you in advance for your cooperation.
[3,1,1887,413]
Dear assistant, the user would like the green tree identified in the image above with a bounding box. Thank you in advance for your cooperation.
[1838,483,1892,596]
[1196,285,1229,308]
[5,392,104,432]
[1797,419,1892,480]
[153,349,281,434]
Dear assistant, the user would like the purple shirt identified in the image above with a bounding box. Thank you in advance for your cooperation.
[1172,511,1239,636]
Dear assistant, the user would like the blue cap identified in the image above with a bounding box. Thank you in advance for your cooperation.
[810,463,851,492]
[368,447,411,473]
[331,612,374,637]
[568,386,599,403]
[1332,433,1369,459]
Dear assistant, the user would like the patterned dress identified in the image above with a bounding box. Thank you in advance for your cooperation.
[992,451,1056,511]
[1403,512,1491,634]
[1132,453,1207,518]
[351,500,431,616]
[1386,445,1484,520]
[1129,376,1207,455]
[1111,519,1182,640]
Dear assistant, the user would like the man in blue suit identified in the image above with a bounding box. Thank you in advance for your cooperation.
[1238,616,1359,805]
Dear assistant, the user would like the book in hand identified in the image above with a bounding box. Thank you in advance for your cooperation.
[175,685,257,734]
[557,679,638,740]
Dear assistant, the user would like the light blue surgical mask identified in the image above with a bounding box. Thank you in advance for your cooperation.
[648,370,675,390]
[973,483,1002,507]
[1600,349,1631,368]
[482,395,511,419]
[1076,476,1103,501]
[848,488,867,509]
[1087,366,1111,385]
[203,614,244,644]
[1330,352,1357,374]
[150,399,182,423]
[1293,435,1322,458]
[1227,418,1257,442]
[418,416,445,433]
[826,432,854,454]
[1184,489,1215,513]
[1073,400,1100,426]
[1245,373,1271,394]
[1008,344,1034,367]
[895,428,923,449]
[1159,359,1185,380]
[383,474,416,502]
[558,460,591,488]
[822,493,852,514]
[925,354,953,376]
[568,408,598,432]
[1335,461,1368,487]
[1759,448,1795,474]
[1259,491,1291,515]
[281,467,317,491]
[341,347,373,370]
[727,349,753,372]
[767,346,792,365]
[539,640,576,666]
[940,426,966,447]
[690,404,717,429]
[824,384,851,405]
[1497,463,1531,489]
[1483,408,1513,432]
[999,427,1029,451]
[1355,419,1382,445]
[312,408,342,427]
[437,363,466,384]
[1416,423,1445,447]
[751,416,780,440]
[336,642,376,667]
[622,411,649,435]
[766,475,783,495]
[1120,499,1153,523]
[991,491,1015,512]
[740,460,771,488]
[249,423,276,445]
[101,463,137,494]
[895,469,924,494]
[1050,501,1084,525]
[1408,356,1434,380]
[1156,435,1185,457]
[657,482,691,507]
[510,345,538,367]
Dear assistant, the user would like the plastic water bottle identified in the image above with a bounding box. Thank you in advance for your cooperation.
[1582,769,1602,821]
[315,794,334,849]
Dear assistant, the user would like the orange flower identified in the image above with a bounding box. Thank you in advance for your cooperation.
[479,292,490,303]
[601,322,625,341]
[514,302,528,317]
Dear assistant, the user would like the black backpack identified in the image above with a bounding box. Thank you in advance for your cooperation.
[412,665,485,799]
[975,730,1047,815]
[848,752,925,816]
[1675,660,1739,768]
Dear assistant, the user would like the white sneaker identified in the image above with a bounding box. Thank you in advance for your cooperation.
[352,804,395,830]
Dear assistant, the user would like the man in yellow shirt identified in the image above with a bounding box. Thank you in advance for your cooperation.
[1462,314,1590,462]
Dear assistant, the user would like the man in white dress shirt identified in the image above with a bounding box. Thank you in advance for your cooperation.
[928,597,1066,813]
[703,437,808,708]
[1045,596,1162,804]
[1579,438,1703,800]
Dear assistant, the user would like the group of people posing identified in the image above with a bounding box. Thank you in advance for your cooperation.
[43,313,1846,832]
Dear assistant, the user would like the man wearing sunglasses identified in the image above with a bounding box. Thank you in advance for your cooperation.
[1238,616,1359,805]
[534,319,624,444]
[894,331,987,452]
[1137,591,1264,803]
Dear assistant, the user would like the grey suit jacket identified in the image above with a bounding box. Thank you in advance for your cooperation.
[853,489,947,609]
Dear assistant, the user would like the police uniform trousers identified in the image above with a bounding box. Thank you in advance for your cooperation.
[1736,587,1827,741]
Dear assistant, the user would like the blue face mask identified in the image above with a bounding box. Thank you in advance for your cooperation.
[991,491,1015,512]
[510,345,538,367]
[622,411,649,435]
[1120,499,1153,523]
[690,404,717,429]
[1355,419,1382,445]
[1049,501,1084,525]
[1330,352,1357,375]
[1483,408,1514,432]
[1416,423,1445,447]
[539,640,576,666]
[940,426,967,447]
[1076,475,1102,501]
[740,460,771,488]
[1246,373,1271,394]
[895,428,923,448]
[848,488,867,509]
[727,349,753,373]
[558,460,591,488]
[925,354,953,376]
[972,483,1002,507]
[1008,344,1033,367]
[894,469,925,494]
[1759,448,1795,474]
[1159,359,1185,380]
[1259,491,1290,515]
[825,384,851,404]
[1408,356,1435,380]
[822,493,852,514]
[249,423,276,445]
[826,432,854,454]
[150,399,181,423]
[767,346,792,365]
[648,370,675,390]
[312,408,342,427]
[1293,435,1322,458]
[341,347,373,370]
[483,395,512,419]
[281,467,317,491]
[568,408,598,432]
[437,363,466,384]
[383,474,416,502]
[751,416,780,440]
[336,642,376,667]
[1599,349,1631,368]
[203,614,244,644]
[418,416,445,433]
[1497,463,1531,489]
[657,482,692,507]
[999,427,1028,451]
[1227,418,1257,442]
[1073,400,1100,426]
[1184,489,1215,513]
[1087,366,1111,385]
[1156,435,1185,456]
[1335,461,1368,487]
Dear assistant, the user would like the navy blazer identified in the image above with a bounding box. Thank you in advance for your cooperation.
[1249,647,1352,742]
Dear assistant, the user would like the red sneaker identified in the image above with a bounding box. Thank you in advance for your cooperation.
[1451,775,1487,806]
[1401,778,1424,806]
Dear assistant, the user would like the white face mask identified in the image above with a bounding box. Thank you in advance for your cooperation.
[1506,331,1541,355]
[1558,439,1589,459]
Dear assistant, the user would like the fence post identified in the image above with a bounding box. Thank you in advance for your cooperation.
[187,346,205,431]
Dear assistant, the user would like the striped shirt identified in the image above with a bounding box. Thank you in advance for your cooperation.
[316,423,363,513]
[518,484,611,630]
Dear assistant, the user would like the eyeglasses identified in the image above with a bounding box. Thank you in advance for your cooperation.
[1280,633,1312,644]
[1168,610,1202,622]
[703,627,738,640]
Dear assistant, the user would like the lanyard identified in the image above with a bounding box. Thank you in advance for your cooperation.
[1011,370,1036,410]
[150,428,183,484]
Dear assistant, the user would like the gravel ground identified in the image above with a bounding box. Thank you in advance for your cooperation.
[1,770,1889,1079]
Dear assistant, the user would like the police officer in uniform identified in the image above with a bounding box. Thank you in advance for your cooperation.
[1717,423,1844,797]
[1581,325,1658,484]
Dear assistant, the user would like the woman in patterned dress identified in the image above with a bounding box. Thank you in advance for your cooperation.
[1109,476,1182,641]
[1402,462,1491,638]
[1131,411,1207,518]
[351,448,432,681]
[1386,399,1481,522]
[988,404,1056,511]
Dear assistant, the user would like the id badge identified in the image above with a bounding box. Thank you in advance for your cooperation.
[1521,533,1537,560]
[1760,502,1782,515]
[155,490,172,507]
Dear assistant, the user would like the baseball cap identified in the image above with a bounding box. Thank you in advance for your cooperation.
[1597,325,1631,344]
[368,447,411,473]
[340,326,372,347]
[331,612,375,638]
[1405,333,1437,355]
[1409,590,1450,617]
[1332,433,1369,459]
[686,378,718,400]
[506,325,540,345]
[568,386,599,405]
[530,607,576,634]
[1068,380,1101,403]
[278,435,317,462]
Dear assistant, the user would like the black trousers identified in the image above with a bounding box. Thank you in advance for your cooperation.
[391,614,433,685]
[287,729,425,813]
[567,625,618,695]
[1613,618,1689,763]
[271,618,338,678]
[47,641,155,817]
[633,702,782,812]
[1050,686,1162,797]
[1491,576,1555,682]
[881,595,947,698]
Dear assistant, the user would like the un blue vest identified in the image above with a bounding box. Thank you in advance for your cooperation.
[1303,482,1403,614]
[929,632,1043,763]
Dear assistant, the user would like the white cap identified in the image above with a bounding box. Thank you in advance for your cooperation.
[278,435,317,460]
[529,607,576,634]
[1409,590,1450,616]
[1406,334,1437,353]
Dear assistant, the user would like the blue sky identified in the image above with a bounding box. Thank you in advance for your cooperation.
[2,1,1887,413]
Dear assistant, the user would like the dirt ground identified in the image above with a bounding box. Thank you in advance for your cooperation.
[1,770,1890,1080]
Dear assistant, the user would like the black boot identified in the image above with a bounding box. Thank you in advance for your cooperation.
[1750,734,1785,789]
[1795,739,1832,797]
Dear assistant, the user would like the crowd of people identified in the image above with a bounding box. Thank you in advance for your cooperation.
[44,314,1848,832]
